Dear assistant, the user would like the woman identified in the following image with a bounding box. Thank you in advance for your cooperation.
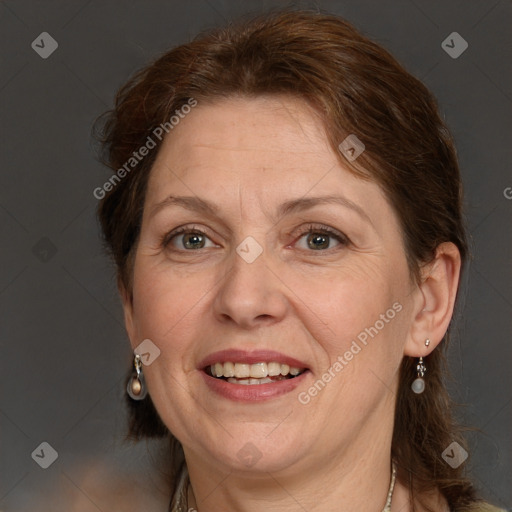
[96,10,504,512]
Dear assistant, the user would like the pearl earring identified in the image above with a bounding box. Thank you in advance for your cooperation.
[411,339,429,394]
[411,357,426,394]
[127,353,147,400]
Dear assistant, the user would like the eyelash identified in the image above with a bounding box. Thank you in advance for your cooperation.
[162,223,349,253]
[295,224,349,250]
[161,225,206,248]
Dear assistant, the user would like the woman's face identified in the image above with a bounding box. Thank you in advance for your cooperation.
[123,96,418,475]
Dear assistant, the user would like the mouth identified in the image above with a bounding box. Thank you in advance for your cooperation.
[198,349,310,400]
[204,361,306,385]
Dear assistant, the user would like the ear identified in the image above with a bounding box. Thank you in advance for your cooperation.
[404,242,462,357]
[118,277,137,350]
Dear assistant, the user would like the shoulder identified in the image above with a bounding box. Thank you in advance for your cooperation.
[464,502,507,512]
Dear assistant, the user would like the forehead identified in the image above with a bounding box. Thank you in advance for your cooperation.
[152,96,332,171]
[144,95,390,224]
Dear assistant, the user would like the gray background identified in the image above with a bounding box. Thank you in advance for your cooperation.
[0,0,511,510]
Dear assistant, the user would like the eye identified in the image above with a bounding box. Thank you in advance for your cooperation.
[163,226,218,250]
[294,224,348,251]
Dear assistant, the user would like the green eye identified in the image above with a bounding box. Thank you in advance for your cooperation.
[295,225,348,251]
[181,232,206,249]
[306,233,331,250]
[164,227,216,250]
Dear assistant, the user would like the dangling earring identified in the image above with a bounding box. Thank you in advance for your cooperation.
[411,356,426,394]
[127,354,147,400]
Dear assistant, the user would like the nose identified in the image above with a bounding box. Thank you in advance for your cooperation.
[212,242,288,330]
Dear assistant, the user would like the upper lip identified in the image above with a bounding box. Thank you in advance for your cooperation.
[198,349,309,370]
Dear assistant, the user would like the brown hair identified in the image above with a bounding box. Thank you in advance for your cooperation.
[96,9,477,510]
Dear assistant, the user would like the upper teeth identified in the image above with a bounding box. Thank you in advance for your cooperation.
[210,362,303,379]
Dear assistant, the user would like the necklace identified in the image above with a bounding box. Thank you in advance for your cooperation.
[382,462,397,511]
[170,461,397,512]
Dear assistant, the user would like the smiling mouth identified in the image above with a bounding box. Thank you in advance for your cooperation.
[205,361,306,385]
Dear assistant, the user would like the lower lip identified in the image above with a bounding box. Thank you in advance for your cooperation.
[200,370,310,402]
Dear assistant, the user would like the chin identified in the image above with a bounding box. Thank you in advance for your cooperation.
[198,430,307,474]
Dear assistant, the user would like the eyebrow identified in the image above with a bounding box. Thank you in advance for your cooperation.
[149,195,220,219]
[277,195,372,224]
[149,194,372,225]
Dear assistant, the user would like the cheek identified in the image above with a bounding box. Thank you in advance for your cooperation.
[129,261,215,355]
[129,243,410,371]
[288,260,400,346]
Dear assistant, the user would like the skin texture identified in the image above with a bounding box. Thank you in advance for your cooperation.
[121,96,460,512]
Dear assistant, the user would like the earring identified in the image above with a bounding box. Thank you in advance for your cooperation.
[127,354,147,400]
[425,338,431,347]
[411,356,426,394]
